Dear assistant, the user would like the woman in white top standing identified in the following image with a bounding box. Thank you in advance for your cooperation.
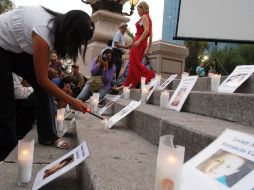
[0,6,94,161]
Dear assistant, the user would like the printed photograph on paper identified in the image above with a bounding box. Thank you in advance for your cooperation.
[43,154,74,179]
[196,149,254,188]
[105,101,114,109]
[224,73,248,86]
[171,88,187,106]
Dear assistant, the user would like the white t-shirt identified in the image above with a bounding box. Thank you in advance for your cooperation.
[13,73,34,99]
[112,30,125,53]
[0,6,54,54]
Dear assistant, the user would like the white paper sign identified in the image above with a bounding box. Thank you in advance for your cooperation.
[159,74,178,90]
[146,78,158,101]
[108,100,141,128]
[62,111,80,136]
[219,65,254,93]
[181,129,254,190]
[32,141,89,190]
[98,95,121,115]
[168,76,198,111]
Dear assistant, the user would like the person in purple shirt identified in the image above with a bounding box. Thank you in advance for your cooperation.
[76,49,115,101]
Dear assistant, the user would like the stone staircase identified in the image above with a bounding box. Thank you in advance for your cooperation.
[1,76,254,190]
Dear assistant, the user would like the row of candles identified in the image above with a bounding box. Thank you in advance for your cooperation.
[17,136,184,190]
[16,73,220,188]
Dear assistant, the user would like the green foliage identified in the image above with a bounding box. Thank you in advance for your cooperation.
[184,41,208,75]
[211,48,244,75]
[238,45,254,65]
[0,0,14,14]
[126,29,134,40]
[184,40,254,76]
[210,45,254,75]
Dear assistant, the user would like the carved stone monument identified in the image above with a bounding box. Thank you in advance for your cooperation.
[77,0,133,76]
[149,41,189,77]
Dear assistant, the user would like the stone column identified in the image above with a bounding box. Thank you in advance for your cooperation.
[76,10,132,76]
[149,41,189,78]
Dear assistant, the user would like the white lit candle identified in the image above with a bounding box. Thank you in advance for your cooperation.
[17,140,34,185]
[65,104,70,113]
[210,74,221,92]
[181,72,189,79]
[155,135,185,190]
[123,87,130,100]
[101,118,108,129]
[141,77,146,90]
[91,97,99,113]
[141,88,148,104]
[160,91,169,108]
[56,108,65,135]
[92,93,100,102]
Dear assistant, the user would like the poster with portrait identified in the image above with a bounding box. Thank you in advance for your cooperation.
[168,76,198,111]
[108,100,141,128]
[98,95,121,115]
[146,78,159,101]
[159,74,178,90]
[218,65,254,93]
[32,141,89,190]
[62,111,80,136]
[181,129,254,190]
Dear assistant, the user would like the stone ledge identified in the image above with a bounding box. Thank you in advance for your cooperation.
[110,99,254,160]
[76,114,157,190]
[129,89,254,127]
[167,75,254,93]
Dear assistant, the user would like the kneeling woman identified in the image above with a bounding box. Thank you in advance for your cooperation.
[77,49,115,101]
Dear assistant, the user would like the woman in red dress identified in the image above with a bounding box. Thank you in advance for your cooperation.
[124,1,155,88]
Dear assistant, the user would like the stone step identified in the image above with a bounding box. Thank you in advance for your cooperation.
[1,124,81,190]
[109,98,254,161]
[75,114,157,190]
[128,89,254,128]
[166,75,254,93]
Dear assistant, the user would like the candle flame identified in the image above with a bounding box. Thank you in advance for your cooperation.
[22,150,29,156]
[167,156,177,163]
[58,115,63,120]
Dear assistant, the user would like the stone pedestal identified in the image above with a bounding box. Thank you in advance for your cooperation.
[76,10,132,76]
[149,41,189,78]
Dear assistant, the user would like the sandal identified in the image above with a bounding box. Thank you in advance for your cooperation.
[40,138,70,150]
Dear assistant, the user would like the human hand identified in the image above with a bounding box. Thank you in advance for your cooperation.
[134,41,140,47]
[115,85,124,91]
[70,98,90,113]
[119,67,125,76]
[145,49,152,55]
[125,44,131,49]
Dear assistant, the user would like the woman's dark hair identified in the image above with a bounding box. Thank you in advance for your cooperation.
[43,7,95,62]
[101,48,113,69]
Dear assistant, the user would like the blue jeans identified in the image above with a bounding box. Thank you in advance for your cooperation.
[76,81,91,101]
[76,81,107,101]
[0,47,58,161]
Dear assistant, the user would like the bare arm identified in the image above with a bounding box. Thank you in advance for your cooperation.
[115,41,130,49]
[134,15,149,47]
[32,32,89,113]
[145,28,153,55]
